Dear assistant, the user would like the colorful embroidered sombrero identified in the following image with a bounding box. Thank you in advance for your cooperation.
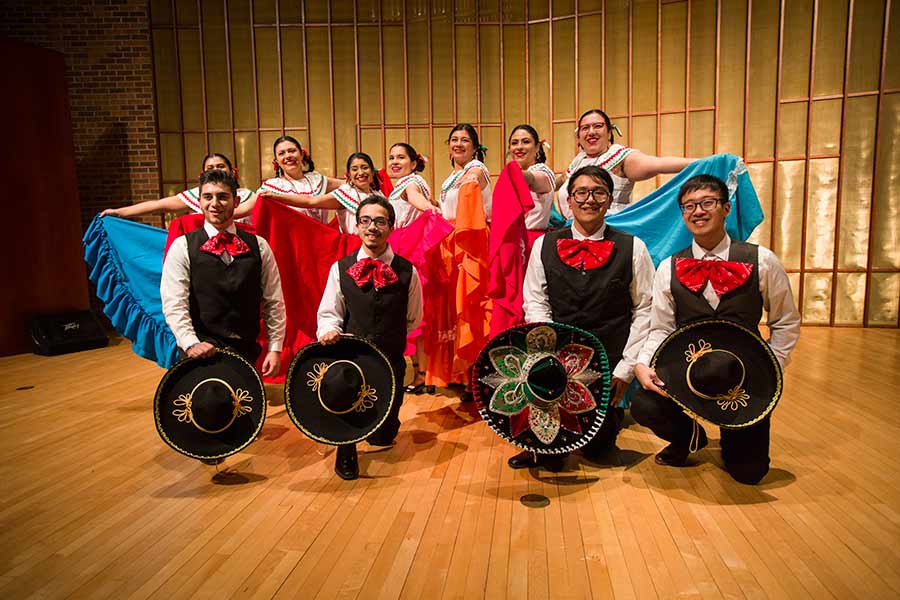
[650,318,782,428]
[154,348,266,460]
[284,336,396,445]
[472,322,612,454]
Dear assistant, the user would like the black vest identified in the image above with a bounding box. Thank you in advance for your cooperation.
[338,252,413,362]
[541,226,634,366]
[186,228,263,344]
[670,240,763,329]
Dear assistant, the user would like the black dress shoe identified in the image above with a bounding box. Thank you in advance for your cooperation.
[404,382,436,395]
[654,428,708,467]
[507,450,537,469]
[200,457,225,466]
[335,444,359,480]
[459,390,474,402]
[508,450,566,471]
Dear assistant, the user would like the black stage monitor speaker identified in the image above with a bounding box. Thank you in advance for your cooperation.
[28,311,109,356]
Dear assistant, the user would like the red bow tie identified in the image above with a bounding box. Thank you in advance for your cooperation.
[199,231,250,257]
[556,239,614,270]
[347,257,398,289]
[675,257,753,296]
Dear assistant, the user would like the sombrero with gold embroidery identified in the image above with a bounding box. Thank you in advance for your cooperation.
[154,348,266,460]
[284,336,395,445]
[650,318,782,428]
[472,322,612,454]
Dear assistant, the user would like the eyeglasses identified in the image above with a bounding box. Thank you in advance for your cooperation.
[357,216,390,228]
[578,123,607,134]
[679,198,724,213]
[570,188,610,204]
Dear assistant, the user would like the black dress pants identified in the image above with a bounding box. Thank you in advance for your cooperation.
[367,358,407,445]
[179,334,262,366]
[630,387,771,485]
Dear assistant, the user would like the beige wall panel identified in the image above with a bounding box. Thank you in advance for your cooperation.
[688,110,714,158]
[848,0,885,93]
[746,163,773,248]
[382,27,407,124]
[234,132,260,188]
[452,0,475,23]
[503,25,527,131]
[279,0,302,24]
[777,101,807,158]
[552,19,576,120]
[528,23,551,149]
[717,0,747,155]
[153,30,181,132]
[780,0,812,100]
[383,0,404,23]
[580,0,602,12]
[150,0,171,26]
[553,0,575,17]
[306,28,335,177]
[813,0,849,97]
[872,93,900,269]
[178,30,204,130]
[805,158,839,269]
[529,0,549,21]
[383,127,405,169]
[834,273,865,326]
[357,29,382,125]
[480,126,502,174]
[809,99,842,156]
[432,128,451,190]
[207,133,233,167]
[660,113,685,159]
[455,25,478,122]
[604,1,630,117]
[332,28,358,166]
[479,0,500,21]
[887,3,900,89]
[788,272,801,310]
[631,115,657,201]
[407,130,431,188]
[774,160,806,270]
[260,131,289,181]
[503,0,526,22]
[408,21,431,124]
[254,0,276,24]
[660,2,686,112]
[631,0,658,115]
[838,96,875,269]
[479,25,502,124]
[305,0,329,23]
[802,273,832,324]
[160,133,185,182]
[552,123,574,173]
[689,0,716,109]
[229,2,256,130]
[175,0,198,26]
[332,0,354,23]
[431,17,454,123]
[183,134,207,182]
[281,29,308,129]
[867,274,900,326]
[577,15,602,115]
[201,0,230,130]
[360,130,383,169]
[254,28,280,129]
[746,0,778,159]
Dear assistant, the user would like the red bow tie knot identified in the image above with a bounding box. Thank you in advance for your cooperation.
[347,257,398,289]
[675,257,753,296]
[556,239,615,270]
[200,231,250,257]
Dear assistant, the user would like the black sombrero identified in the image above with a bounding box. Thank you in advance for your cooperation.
[154,348,266,460]
[651,318,783,428]
[284,336,396,445]
[472,322,612,454]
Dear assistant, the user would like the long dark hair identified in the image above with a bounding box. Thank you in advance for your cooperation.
[577,109,615,145]
[200,153,240,184]
[345,152,380,192]
[447,123,487,165]
[507,124,546,164]
[389,143,427,173]
[272,135,314,176]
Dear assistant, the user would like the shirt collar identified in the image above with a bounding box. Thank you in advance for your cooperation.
[204,221,237,237]
[692,233,731,260]
[356,245,394,264]
[570,222,607,241]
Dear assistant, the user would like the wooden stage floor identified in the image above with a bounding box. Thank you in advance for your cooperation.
[1,327,899,599]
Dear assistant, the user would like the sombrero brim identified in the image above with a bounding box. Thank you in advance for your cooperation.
[154,348,266,460]
[651,318,782,428]
[284,336,395,445]
[472,322,612,454]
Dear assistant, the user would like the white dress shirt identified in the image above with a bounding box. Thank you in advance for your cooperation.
[161,221,286,352]
[636,233,801,368]
[316,245,424,338]
[523,223,655,382]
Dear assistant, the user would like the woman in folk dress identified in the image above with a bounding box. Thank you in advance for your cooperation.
[440,123,492,223]
[506,124,556,251]
[386,142,437,228]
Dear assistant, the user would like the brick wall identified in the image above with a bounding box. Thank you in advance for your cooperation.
[0,0,160,229]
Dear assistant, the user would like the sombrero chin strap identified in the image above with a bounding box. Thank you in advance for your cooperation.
[689,419,702,453]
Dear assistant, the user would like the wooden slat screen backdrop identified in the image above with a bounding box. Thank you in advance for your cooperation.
[149,0,900,327]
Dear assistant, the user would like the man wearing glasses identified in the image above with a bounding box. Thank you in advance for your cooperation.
[515,165,655,471]
[631,174,800,484]
[317,195,424,479]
